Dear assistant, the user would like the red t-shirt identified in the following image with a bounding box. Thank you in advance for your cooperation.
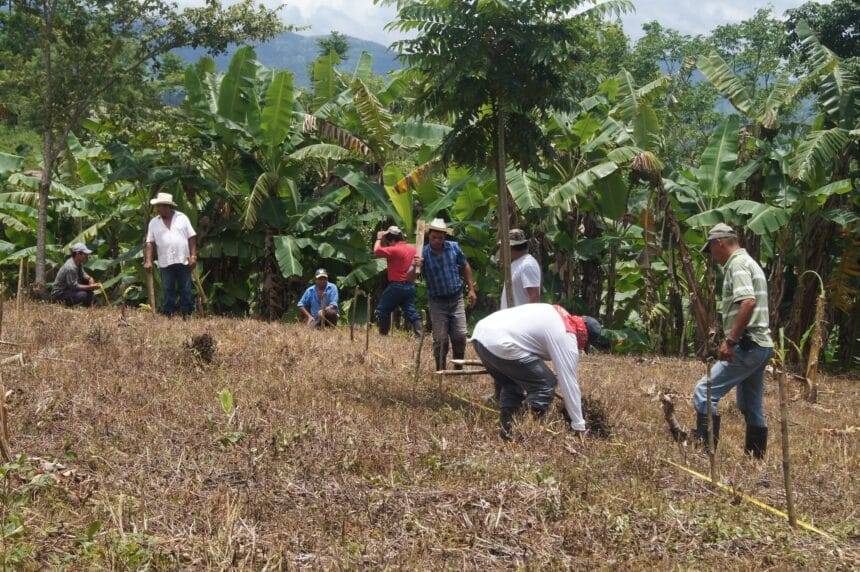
[375,241,417,282]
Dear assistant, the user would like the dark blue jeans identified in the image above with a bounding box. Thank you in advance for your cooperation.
[160,263,194,316]
[375,282,421,333]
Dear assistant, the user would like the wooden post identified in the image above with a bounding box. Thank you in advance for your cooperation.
[496,110,514,308]
[364,295,371,354]
[146,268,156,311]
[414,219,426,275]
[349,290,360,342]
[705,359,717,483]
[17,257,26,313]
[413,322,427,385]
[192,270,208,316]
[0,371,10,462]
[777,367,797,527]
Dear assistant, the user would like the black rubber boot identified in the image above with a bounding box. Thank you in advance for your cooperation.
[378,315,391,336]
[499,407,516,441]
[451,339,466,371]
[745,425,768,459]
[695,413,721,450]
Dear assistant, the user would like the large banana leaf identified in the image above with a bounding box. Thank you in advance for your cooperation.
[300,114,373,157]
[217,46,258,124]
[685,199,790,235]
[289,144,354,162]
[0,152,24,175]
[393,159,439,195]
[340,258,387,288]
[353,51,373,82]
[697,51,753,115]
[595,170,628,219]
[353,78,393,159]
[185,57,217,113]
[391,121,451,148]
[544,161,618,210]
[697,115,740,199]
[260,71,295,150]
[312,50,340,111]
[790,127,850,185]
[273,235,303,278]
[339,168,401,223]
[383,164,414,234]
[506,167,541,212]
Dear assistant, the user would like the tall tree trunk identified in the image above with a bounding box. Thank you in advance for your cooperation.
[495,109,514,308]
[34,0,55,294]
[35,141,53,294]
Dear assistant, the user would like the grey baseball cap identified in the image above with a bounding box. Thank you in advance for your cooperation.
[497,228,529,247]
[70,243,92,255]
[315,268,329,279]
[385,225,403,237]
[701,223,737,253]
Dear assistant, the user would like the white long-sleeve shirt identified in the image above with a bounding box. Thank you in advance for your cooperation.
[471,303,584,431]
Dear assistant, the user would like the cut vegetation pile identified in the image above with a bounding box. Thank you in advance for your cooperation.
[1,302,857,568]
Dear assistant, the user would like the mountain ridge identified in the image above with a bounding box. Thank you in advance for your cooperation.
[173,31,401,86]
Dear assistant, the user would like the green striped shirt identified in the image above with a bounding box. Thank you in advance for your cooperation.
[721,249,773,348]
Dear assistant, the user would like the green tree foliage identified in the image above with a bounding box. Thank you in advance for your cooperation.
[0,0,286,291]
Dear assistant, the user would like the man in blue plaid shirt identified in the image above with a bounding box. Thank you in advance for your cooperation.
[411,219,477,370]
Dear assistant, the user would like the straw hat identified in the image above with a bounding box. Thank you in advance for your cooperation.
[427,218,453,235]
[150,192,177,207]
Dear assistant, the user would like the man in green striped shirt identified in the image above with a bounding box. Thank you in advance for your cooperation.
[692,224,774,459]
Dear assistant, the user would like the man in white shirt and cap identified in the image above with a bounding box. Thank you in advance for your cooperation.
[143,192,197,317]
[500,228,541,309]
[472,303,597,440]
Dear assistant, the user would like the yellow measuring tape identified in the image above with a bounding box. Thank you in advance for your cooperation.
[663,458,836,541]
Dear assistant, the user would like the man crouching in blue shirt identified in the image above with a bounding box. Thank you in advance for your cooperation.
[298,268,339,328]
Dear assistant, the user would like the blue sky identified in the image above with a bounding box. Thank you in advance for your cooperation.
[268,1,824,45]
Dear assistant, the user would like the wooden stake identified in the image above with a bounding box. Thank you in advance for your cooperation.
[413,323,427,385]
[17,257,26,314]
[450,359,483,367]
[349,290,360,342]
[434,369,488,376]
[0,372,10,462]
[414,219,426,275]
[364,295,371,354]
[777,366,797,527]
[496,110,514,309]
[192,271,208,316]
[99,284,110,306]
[145,267,156,311]
[705,359,717,483]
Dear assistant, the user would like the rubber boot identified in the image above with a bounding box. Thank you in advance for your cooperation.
[378,314,391,336]
[411,320,423,338]
[451,338,466,371]
[745,425,768,459]
[499,407,516,441]
[695,412,721,451]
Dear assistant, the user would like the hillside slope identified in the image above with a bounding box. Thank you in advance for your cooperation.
[1,303,857,568]
[173,32,400,86]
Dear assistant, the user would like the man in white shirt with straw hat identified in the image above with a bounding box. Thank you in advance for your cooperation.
[144,192,197,317]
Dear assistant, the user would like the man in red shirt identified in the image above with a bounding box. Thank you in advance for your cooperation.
[373,226,422,336]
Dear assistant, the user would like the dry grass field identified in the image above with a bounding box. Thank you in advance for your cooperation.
[1,302,857,569]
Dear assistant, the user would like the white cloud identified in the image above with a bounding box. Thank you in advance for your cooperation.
[181,1,828,45]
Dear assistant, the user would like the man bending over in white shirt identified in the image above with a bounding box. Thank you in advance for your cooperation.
[472,304,599,440]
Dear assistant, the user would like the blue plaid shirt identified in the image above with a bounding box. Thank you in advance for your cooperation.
[422,241,466,298]
[297,282,339,315]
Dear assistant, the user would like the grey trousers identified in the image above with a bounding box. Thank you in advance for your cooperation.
[429,296,468,370]
[473,340,557,413]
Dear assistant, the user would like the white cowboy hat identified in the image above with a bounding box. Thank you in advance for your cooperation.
[150,192,177,207]
[427,218,453,235]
